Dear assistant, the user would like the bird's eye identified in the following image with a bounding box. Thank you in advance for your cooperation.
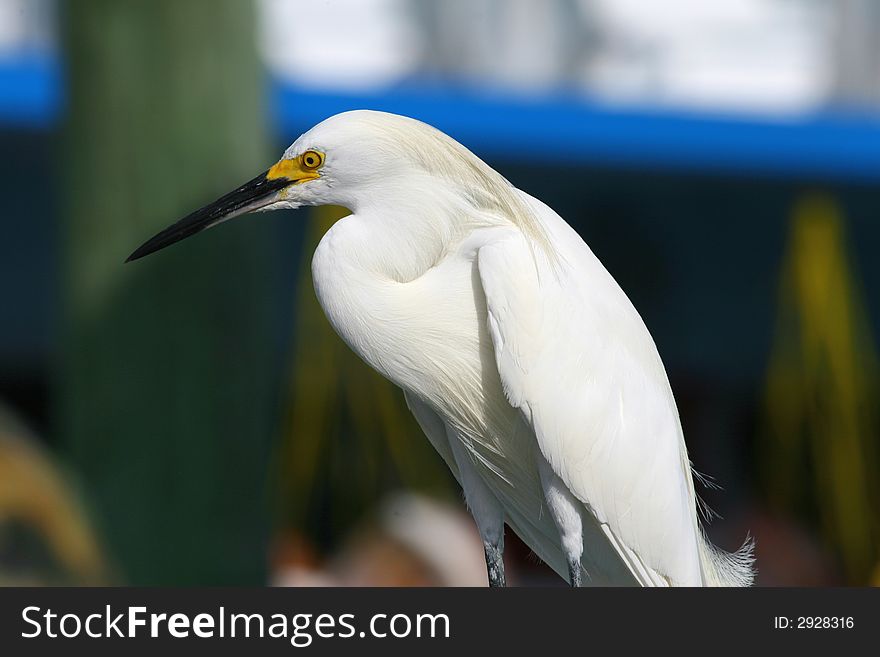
[301,150,324,170]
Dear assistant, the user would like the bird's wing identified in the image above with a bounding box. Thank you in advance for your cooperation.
[476,223,703,586]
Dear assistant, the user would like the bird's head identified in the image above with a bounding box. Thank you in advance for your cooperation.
[125,110,447,262]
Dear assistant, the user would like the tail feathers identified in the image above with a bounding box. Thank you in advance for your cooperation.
[698,532,755,587]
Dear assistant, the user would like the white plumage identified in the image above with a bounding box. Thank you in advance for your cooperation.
[131,109,754,586]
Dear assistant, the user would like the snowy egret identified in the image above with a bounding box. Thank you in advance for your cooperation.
[128,110,754,587]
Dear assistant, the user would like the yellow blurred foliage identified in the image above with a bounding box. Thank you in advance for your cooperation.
[0,409,108,584]
[763,193,880,583]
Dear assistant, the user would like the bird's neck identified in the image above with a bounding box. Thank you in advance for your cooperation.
[341,177,480,283]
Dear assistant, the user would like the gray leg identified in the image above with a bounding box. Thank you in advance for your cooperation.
[485,541,507,588]
[568,558,582,588]
[447,427,507,587]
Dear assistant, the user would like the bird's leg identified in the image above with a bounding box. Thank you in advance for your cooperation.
[447,427,507,587]
[538,454,585,587]
[484,539,506,588]
[567,558,583,588]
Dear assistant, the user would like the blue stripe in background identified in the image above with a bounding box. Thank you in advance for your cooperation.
[0,55,62,128]
[3,54,880,183]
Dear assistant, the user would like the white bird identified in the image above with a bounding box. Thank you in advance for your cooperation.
[128,110,754,587]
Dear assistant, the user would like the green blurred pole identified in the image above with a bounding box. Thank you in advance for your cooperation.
[60,0,276,584]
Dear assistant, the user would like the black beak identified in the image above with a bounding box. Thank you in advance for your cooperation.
[126,170,290,262]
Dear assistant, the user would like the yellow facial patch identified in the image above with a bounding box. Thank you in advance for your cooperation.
[266,150,324,183]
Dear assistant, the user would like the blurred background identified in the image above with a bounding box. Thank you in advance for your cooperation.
[1,0,878,586]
